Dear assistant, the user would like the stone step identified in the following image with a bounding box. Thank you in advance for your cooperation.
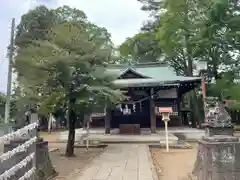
[58,134,178,145]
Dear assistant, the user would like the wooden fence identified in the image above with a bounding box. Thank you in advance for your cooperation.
[0,123,38,180]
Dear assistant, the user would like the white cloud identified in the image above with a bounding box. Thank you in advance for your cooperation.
[57,0,149,45]
[0,1,31,93]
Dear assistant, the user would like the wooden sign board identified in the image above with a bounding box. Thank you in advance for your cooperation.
[158,107,173,113]
[157,88,177,98]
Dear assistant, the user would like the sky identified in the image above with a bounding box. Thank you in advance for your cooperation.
[0,0,149,93]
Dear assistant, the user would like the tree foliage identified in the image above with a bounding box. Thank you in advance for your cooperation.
[135,0,240,78]
[120,0,240,124]
[119,32,162,63]
[0,93,5,121]
[14,5,125,156]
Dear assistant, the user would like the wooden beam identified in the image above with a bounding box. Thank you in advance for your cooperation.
[150,88,156,133]
[105,108,111,134]
[177,88,182,125]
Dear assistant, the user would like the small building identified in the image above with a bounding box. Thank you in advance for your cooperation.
[91,62,201,134]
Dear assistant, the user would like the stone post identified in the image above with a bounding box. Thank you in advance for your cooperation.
[193,136,240,180]
[192,97,240,180]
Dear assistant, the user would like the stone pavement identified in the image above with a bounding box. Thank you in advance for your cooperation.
[76,144,155,180]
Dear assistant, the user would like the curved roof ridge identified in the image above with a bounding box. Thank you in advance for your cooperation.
[107,62,168,69]
[133,62,168,68]
[120,67,151,78]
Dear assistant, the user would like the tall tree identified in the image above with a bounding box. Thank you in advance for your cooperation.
[14,5,115,115]
[135,0,204,126]
[0,93,5,121]
[135,0,240,124]
[194,0,240,80]
[119,32,162,63]
[138,0,240,79]
[15,6,124,157]
[15,5,56,47]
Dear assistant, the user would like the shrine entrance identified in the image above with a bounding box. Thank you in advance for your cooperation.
[100,62,202,134]
[111,100,151,129]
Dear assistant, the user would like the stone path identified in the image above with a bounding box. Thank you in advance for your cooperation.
[76,144,155,180]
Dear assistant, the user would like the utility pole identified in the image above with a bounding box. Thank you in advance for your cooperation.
[4,18,15,124]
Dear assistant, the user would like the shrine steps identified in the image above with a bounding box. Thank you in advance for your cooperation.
[58,127,205,144]
[59,131,178,145]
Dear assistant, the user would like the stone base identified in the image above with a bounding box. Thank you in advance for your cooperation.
[204,126,234,136]
[36,139,57,180]
[193,135,240,180]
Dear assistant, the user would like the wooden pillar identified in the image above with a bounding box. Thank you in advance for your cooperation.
[150,88,156,133]
[105,108,111,134]
[177,88,182,126]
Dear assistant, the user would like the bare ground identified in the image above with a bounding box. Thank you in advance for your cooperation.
[150,143,197,180]
[49,144,104,180]
[39,131,63,142]
[39,131,104,180]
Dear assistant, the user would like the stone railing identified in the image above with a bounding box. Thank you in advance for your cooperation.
[0,123,38,180]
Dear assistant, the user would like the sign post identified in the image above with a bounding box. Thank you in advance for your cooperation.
[159,107,173,152]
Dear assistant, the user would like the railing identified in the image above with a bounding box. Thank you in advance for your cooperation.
[0,122,38,180]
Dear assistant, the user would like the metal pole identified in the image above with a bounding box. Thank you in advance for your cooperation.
[4,18,15,124]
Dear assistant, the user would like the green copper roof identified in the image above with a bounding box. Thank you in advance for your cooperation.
[113,77,200,88]
[106,62,201,87]
[106,62,176,78]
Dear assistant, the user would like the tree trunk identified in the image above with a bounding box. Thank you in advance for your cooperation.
[48,114,52,134]
[182,4,201,127]
[212,62,219,80]
[65,100,76,157]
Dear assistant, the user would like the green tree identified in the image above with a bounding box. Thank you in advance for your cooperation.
[194,0,240,80]
[14,6,125,157]
[0,93,5,121]
[137,0,205,126]
[0,92,18,123]
[15,5,56,47]
[14,5,115,116]
[119,32,162,63]
[15,21,124,157]
[138,0,240,79]
[136,0,240,125]
[15,5,114,120]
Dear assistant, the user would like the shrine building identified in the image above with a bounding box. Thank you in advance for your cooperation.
[91,62,201,134]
